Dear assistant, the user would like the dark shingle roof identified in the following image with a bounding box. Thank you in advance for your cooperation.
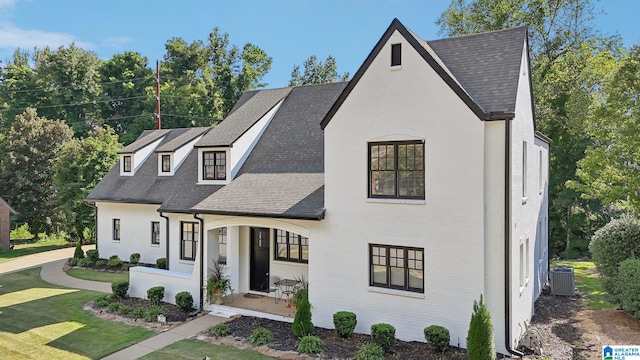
[119,129,171,154]
[191,82,347,219]
[155,127,210,152]
[195,87,292,147]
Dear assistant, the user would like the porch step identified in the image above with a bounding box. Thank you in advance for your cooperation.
[208,304,294,323]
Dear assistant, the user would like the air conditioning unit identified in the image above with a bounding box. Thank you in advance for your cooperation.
[550,266,575,296]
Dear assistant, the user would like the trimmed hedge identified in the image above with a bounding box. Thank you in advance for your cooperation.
[147,286,165,305]
[175,291,194,312]
[618,258,640,319]
[424,325,450,353]
[370,323,396,353]
[156,258,167,269]
[111,280,129,298]
[333,311,357,338]
[130,253,141,264]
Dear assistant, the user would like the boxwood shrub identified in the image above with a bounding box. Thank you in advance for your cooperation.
[333,311,357,338]
[156,258,167,269]
[111,279,129,298]
[147,286,165,305]
[424,324,450,353]
[175,291,194,312]
[370,323,396,353]
[86,249,99,262]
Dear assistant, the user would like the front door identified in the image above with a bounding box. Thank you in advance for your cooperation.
[250,227,270,291]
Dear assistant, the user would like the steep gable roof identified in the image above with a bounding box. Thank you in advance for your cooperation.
[320,18,527,129]
[119,129,171,154]
[155,127,210,152]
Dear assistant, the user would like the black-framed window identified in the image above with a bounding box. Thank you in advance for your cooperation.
[161,154,171,173]
[369,141,424,199]
[113,219,120,240]
[123,155,132,173]
[180,221,199,261]
[274,229,308,263]
[370,244,424,293]
[218,227,227,264]
[391,43,402,66]
[151,221,160,245]
[203,151,226,180]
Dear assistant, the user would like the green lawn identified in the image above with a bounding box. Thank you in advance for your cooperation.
[138,338,272,360]
[65,268,128,283]
[0,267,155,359]
[0,238,73,264]
[552,260,616,310]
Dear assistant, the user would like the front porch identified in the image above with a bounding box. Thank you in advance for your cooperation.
[207,292,296,322]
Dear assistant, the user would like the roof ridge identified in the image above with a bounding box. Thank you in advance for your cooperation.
[427,26,527,43]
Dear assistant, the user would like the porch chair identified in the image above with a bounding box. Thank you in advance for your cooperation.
[260,273,280,302]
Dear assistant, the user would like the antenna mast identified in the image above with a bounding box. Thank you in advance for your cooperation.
[155,60,161,129]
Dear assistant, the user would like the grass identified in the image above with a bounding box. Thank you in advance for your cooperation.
[552,260,616,310]
[0,267,155,359]
[138,338,272,360]
[65,268,128,283]
[0,238,73,264]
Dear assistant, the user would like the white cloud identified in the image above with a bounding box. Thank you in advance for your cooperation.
[0,23,94,51]
[101,36,133,49]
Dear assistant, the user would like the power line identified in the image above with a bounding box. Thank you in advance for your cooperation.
[0,76,153,95]
[0,95,150,113]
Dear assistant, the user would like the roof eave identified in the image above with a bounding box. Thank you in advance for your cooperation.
[188,209,325,221]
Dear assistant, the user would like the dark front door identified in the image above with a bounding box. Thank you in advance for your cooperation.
[250,227,270,291]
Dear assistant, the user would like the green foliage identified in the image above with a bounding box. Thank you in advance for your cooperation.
[10,223,32,240]
[296,335,325,354]
[617,258,640,319]
[156,258,167,269]
[77,257,92,267]
[292,289,313,337]
[175,291,194,312]
[467,295,496,360]
[111,280,129,299]
[107,302,125,313]
[424,325,450,353]
[289,54,349,86]
[249,327,273,346]
[144,305,166,322]
[68,258,78,266]
[333,311,357,338]
[355,342,385,360]
[129,253,141,264]
[82,227,95,244]
[131,307,146,319]
[96,259,107,268]
[86,249,99,262]
[291,287,308,309]
[370,323,396,353]
[94,294,110,308]
[206,260,231,300]
[147,286,165,305]
[73,242,85,259]
[107,256,123,268]
[210,323,230,337]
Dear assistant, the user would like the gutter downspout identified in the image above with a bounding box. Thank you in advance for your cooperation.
[504,119,525,357]
[160,212,169,270]
[194,213,204,310]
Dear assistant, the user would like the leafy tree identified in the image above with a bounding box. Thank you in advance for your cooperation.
[466,295,495,360]
[52,126,120,239]
[0,49,38,129]
[0,108,73,234]
[289,55,350,86]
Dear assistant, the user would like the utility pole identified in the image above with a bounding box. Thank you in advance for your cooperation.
[155,60,161,129]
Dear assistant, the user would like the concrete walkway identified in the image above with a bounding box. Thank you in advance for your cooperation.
[1,245,229,359]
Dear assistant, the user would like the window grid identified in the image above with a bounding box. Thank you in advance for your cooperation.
[123,156,132,172]
[218,227,227,264]
[274,229,308,263]
[369,141,424,199]
[151,221,160,244]
[161,155,171,172]
[370,244,424,293]
[113,219,120,240]
[203,151,226,180]
[180,221,199,261]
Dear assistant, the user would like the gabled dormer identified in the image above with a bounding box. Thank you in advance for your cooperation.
[118,129,170,176]
[155,127,210,176]
[194,88,291,185]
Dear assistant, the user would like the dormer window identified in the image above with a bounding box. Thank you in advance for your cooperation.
[203,151,226,180]
[123,155,132,173]
[161,155,171,173]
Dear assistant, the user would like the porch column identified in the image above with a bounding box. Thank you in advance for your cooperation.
[227,226,241,294]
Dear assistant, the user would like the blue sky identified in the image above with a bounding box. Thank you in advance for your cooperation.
[0,0,638,88]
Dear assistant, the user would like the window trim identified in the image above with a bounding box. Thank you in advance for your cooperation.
[202,150,227,181]
[112,219,120,241]
[161,154,171,173]
[274,229,309,263]
[368,140,425,200]
[180,221,199,261]
[218,227,227,265]
[369,244,424,293]
[151,221,160,245]
[122,155,132,173]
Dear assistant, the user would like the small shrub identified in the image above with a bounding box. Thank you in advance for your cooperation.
[147,286,165,305]
[297,335,325,354]
[467,295,496,360]
[94,294,110,308]
[131,307,146,319]
[371,323,396,353]
[130,252,141,264]
[95,259,107,268]
[210,323,230,337]
[10,223,33,240]
[333,311,357,338]
[121,263,131,271]
[156,257,167,269]
[618,258,640,319]
[111,280,129,299]
[292,287,308,309]
[107,256,123,268]
[355,342,385,360]
[292,290,314,337]
[77,257,93,267]
[109,255,119,259]
[73,242,85,259]
[424,325,450,353]
[175,291,194,312]
[68,258,78,266]
[118,305,133,315]
[250,327,273,345]
[86,249,99,262]
[107,302,125,313]
[144,305,166,322]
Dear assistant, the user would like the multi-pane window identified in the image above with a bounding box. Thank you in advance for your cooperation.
[203,151,226,180]
[218,227,227,264]
[274,229,308,263]
[370,244,424,293]
[369,141,424,199]
[113,219,120,240]
[180,221,199,261]
[151,221,160,245]
[123,155,132,173]
[161,155,171,173]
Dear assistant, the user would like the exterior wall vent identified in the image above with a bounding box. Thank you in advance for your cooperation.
[550,266,575,296]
